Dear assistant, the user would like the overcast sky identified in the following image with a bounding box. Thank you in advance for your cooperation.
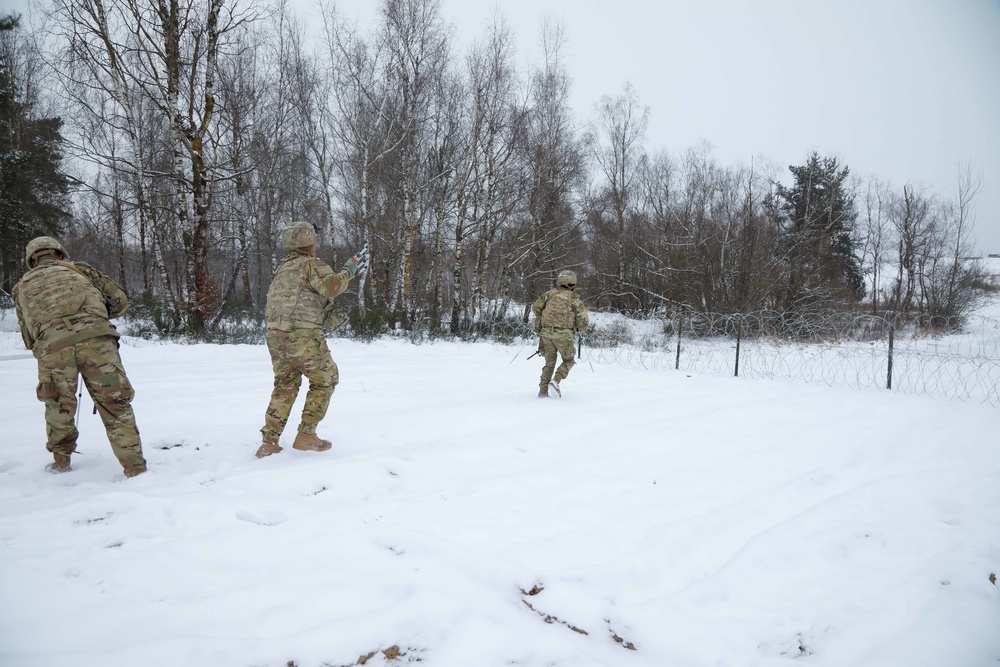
[8,0,1000,252]
[338,0,1000,253]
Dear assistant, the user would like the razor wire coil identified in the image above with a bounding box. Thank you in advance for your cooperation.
[471,309,1000,407]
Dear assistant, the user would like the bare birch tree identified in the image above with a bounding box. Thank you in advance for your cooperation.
[452,13,526,329]
[519,19,587,316]
[858,175,891,314]
[321,2,408,318]
[49,0,258,331]
[887,183,934,313]
[591,81,648,310]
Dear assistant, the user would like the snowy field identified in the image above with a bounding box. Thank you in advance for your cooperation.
[2,333,999,667]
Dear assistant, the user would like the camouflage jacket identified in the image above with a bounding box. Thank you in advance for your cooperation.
[265,250,351,332]
[532,287,589,335]
[13,258,128,357]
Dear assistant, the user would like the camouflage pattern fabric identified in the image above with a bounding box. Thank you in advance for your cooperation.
[539,333,577,387]
[261,330,339,442]
[13,258,127,357]
[282,221,317,249]
[532,286,589,387]
[556,269,577,287]
[23,236,67,265]
[261,248,352,443]
[321,305,349,333]
[14,254,145,469]
[532,287,589,333]
[35,336,146,468]
[265,250,351,331]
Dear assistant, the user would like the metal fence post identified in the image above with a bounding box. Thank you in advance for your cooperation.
[675,315,683,370]
[887,325,894,390]
[734,318,742,377]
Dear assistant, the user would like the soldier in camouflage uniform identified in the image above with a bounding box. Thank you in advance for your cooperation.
[531,269,589,398]
[13,237,147,477]
[256,222,368,458]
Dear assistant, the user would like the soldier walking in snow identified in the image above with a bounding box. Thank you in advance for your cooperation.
[256,221,367,458]
[531,269,589,398]
[13,237,147,477]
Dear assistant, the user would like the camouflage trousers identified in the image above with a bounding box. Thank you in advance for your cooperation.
[539,332,576,386]
[35,336,146,468]
[262,330,339,444]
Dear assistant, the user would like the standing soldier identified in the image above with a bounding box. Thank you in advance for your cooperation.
[531,269,589,398]
[13,237,147,477]
[256,221,368,458]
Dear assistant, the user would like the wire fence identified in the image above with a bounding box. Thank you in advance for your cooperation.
[571,310,1000,407]
[381,307,999,406]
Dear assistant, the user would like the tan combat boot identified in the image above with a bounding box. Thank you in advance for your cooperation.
[46,452,72,473]
[548,378,562,398]
[255,442,283,458]
[123,463,147,478]
[537,384,549,398]
[292,432,332,452]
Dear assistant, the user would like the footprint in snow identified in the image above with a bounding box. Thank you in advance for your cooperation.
[235,510,287,526]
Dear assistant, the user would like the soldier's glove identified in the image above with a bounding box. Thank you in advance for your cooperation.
[342,245,369,280]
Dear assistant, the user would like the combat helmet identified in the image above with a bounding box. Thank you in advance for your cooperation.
[282,221,317,249]
[25,236,67,267]
[557,269,577,288]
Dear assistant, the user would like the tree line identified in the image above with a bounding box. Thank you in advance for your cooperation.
[0,0,990,337]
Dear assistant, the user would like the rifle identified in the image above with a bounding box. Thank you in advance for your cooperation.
[526,333,543,360]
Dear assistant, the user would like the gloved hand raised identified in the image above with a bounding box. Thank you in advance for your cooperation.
[342,245,369,279]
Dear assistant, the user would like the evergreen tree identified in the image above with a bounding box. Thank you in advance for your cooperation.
[0,13,70,295]
[776,152,864,310]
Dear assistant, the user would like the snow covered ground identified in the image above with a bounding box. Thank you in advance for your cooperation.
[2,333,999,667]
